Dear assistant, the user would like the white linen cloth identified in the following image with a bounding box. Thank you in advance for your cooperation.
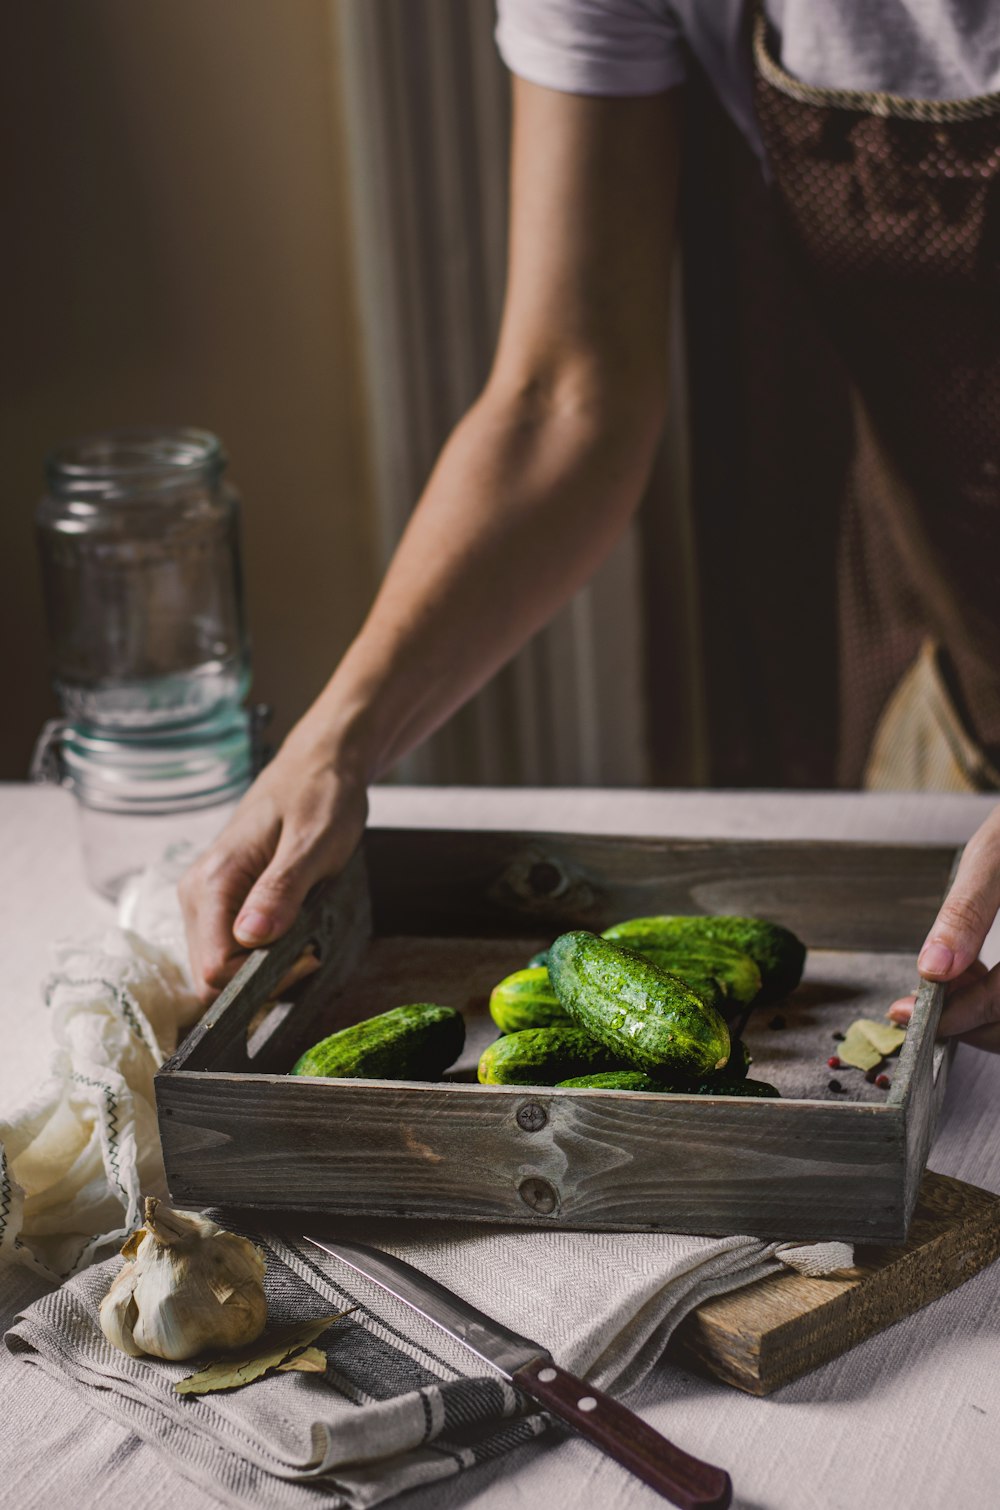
[2,852,852,1506]
[0,857,199,1280]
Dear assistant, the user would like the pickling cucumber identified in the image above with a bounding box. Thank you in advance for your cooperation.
[602,916,805,1003]
[477,1025,626,1086]
[489,966,570,1034]
[631,944,761,1007]
[557,1070,669,1092]
[291,1003,464,1080]
[688,1076,779,1098]
[548,931,731,1078]
[556,1070,779,1098]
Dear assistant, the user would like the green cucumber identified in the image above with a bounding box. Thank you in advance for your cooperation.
[557,1069,779,1098]
[634,945,761,1007]
[291,1003,464,1080]
[489,967,570,1034]
[602,916,805,1003]
[622,957,729,1011]
[478,1025,626,1086]
[601,925,762,1005]
[690,1077,779,1098]
[557,1071,671,1092]
[548,932,731,1078]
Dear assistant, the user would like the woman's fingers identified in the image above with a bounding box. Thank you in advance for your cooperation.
[179,813,281,1004]
[917,812,1000,980]
[937,961,1000,1045]
[178,757,369,1005]
[896,803,1000,1059]
[888,960,988,1024]
[887,959,1000,1053]
[232,818,355,949]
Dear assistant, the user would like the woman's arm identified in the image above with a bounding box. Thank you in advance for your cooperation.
[180,79,683,1000]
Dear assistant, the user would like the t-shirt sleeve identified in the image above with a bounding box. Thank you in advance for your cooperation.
[495,0,687,98]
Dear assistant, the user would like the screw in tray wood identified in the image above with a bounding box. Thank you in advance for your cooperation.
[517,1102,548,1133]
[518,1176,559,1215]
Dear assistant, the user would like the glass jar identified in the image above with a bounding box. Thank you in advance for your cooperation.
[33,427,261,898]
[32,708,256,900]
[36,427,250,731]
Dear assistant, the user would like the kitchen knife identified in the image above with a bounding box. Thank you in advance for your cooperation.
[302,1233,732,1510]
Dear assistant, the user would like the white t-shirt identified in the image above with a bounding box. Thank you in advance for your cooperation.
[495,1,1000,158]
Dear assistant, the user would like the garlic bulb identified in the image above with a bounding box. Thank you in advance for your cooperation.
[100,1197,267,1361]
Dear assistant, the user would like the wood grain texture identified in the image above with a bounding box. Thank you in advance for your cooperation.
[892,849,963,1228]
[157,1069,907,1240]
[156,830,956,1243]
[667,1171,1000,1395]
[513,1357,733,1510]
[365,829,960,951]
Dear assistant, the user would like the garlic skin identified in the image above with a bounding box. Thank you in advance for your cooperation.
[99,1197,267,1361]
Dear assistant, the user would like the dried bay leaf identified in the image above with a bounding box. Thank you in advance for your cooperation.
[175,1311,352,1396]
[277,1346,327,1374]
[837,1022,883,1072]
[860,1019,907,1057]
[836,1017,906,1071]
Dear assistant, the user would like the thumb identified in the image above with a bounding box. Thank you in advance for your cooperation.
[918,825,1000,981]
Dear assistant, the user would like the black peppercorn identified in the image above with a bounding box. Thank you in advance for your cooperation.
[828,1078,844,1093]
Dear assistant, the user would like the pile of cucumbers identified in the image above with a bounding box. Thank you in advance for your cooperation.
[289,912,803,1100]
[479,915,805,1097]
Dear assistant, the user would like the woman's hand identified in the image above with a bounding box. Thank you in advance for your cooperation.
[179,733,369,1005]
[888,808,1000,1053]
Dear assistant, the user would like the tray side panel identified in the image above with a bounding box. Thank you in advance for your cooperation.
[157,1074,908,1242]
[895,978,951,1224]
[365,830,960,952]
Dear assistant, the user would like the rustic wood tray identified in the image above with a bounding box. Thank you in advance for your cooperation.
[156,829,959,1242]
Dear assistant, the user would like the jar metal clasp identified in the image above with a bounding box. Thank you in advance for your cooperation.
[30,719,70,787]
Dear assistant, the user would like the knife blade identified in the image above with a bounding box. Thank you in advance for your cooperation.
[302,1233,732,1510]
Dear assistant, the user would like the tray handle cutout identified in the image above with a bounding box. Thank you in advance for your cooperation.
[158,846,373,1077]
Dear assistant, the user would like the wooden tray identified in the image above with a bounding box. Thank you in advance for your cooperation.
[156,829,959,1243]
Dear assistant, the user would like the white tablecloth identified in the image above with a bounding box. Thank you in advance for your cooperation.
[1,783,999,1510]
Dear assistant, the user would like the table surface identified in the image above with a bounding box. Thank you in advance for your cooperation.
[2,783,999,1510]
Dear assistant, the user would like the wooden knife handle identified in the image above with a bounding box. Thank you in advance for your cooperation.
[513,1356,732,1510]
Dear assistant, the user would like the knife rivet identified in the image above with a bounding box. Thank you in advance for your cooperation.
[518,1175,559,1214]
[578,1396,597,1412]
[517,1103,548,1132]
[538,1367,557,1382]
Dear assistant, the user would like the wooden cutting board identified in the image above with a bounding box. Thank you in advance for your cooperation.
[667,1170,1000,1395]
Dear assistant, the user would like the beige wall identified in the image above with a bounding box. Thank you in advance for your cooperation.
[0,1,378,778]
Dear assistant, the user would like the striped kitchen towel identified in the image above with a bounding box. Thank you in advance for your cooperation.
[5,1208,850,1508]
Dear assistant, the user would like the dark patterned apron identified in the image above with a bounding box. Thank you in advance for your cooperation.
[751,11,1000,789]
[661,15,1000,790]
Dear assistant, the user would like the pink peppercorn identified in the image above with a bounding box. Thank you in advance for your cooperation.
[875,1073,891,1090]
[827,1055,841,1069]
